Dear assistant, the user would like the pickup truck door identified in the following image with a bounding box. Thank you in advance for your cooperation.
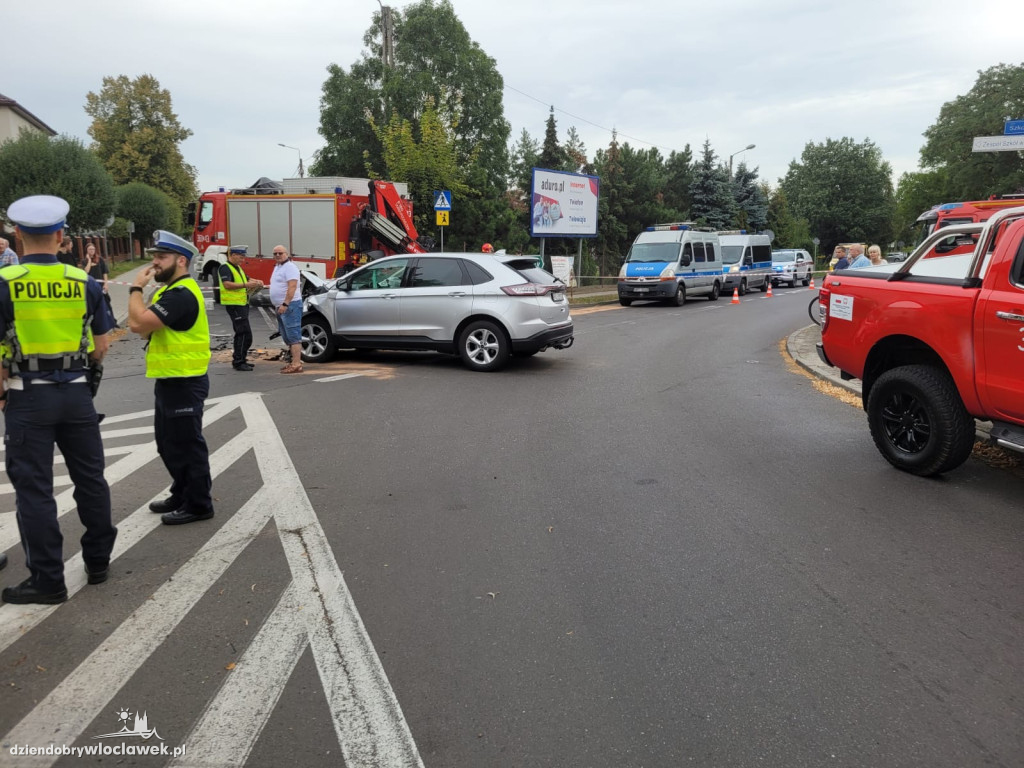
[976,234,1024,422]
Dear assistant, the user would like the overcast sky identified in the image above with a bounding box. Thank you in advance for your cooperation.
[5,0,1022,196]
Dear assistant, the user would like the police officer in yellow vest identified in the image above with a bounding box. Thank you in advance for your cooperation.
[0,195,117,604]
[127,230,214,525]
[218,245,263,371]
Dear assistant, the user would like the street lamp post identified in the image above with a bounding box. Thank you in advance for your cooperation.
[277,143,304,178]
[728,143,756,179]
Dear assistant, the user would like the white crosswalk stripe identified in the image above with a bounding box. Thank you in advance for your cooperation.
[1,392,423,768]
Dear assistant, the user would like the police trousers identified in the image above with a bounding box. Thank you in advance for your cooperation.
[225,304,252,366]
[4,382,116,588]
[154,375,213,514]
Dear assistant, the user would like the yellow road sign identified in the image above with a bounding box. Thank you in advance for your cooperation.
[436,210,449,226]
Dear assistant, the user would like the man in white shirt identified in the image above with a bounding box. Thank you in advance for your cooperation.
[270,245,303,374]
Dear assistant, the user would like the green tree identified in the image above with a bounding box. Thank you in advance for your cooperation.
[116,182,171,252]
[689,140,733,229]
[780,137,894,250]
[509,128,540,200]
[765,185,812,254]
[618,144,671,238]
[368,96,470,236]
[592,131,630,274]
[892,169,950,248]
[920,63,1024,199]
[563,126,589,174]
[0,130,115,231]
[84,74,198,218]
[731,162,768,232]
[312,0,511,250]
[663,147,694,220]
[538,107,566,171]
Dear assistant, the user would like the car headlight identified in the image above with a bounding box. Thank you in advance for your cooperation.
[729,265,739,273]
[659,266,676,281]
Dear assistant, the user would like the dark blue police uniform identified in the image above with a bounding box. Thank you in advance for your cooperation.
[0,253,117,597]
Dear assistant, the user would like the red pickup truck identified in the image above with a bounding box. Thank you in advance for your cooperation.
[817,205,1024,475]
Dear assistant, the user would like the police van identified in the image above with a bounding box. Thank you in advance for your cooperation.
[718,232,773,295]
[617,224,724,306]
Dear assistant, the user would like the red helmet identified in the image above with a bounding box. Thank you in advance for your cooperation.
[481,243,494,253]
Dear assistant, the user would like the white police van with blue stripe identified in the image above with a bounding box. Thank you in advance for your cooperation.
[617,223,724,306]
[719,232,773,295]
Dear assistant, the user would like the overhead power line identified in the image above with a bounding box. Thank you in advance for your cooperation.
[503,83,684,156]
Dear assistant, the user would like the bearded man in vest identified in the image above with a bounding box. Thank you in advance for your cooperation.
[127,230,214,526]
[0,195,117,604]
[218,245,263,371]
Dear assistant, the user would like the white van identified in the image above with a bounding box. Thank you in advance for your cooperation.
[617,224,724,306]
[718,233,773,295]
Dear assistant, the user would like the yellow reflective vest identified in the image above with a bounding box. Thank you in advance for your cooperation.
[220,262,248,306]
[0,262,94,373]
[145,278,211,379]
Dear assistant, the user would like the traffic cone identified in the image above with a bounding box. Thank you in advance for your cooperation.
[809,275,815,289]
[765,281,774,298]
[731,287,740,304]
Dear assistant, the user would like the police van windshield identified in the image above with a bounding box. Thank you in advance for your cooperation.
[625,242,679,263]
[720,245,744,265]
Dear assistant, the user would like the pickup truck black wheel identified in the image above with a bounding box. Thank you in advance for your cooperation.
[866,365,975,476]
[458,319,510,372]
[619,298,633,307]
[672,285,686,306]
[708,282,720,301]
[801,272,811,286]
[300,315,337,364]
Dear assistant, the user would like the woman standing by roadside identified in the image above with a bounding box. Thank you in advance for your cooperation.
[84,243,115,322]
[868,245,885,266]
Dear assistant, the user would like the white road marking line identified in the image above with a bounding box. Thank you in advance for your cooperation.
[97,409,155,425]
[241,394,424,767]
[3,393,423,767]
[258,306,277,330]
[170,583,308,768]
[2,491,276,767]
[0,428,255,653]
[314,372,368,383]
[0,399,238,554]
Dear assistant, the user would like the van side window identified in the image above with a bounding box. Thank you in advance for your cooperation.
[705,243,716,262]
[682,243,693,263]
[752,244,771,264]
[693,242,707,262]
[743,247,753,266]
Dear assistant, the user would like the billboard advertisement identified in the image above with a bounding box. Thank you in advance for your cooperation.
[530,168,599,238]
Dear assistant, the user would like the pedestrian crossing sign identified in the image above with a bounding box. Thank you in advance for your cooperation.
[433,190,452,211]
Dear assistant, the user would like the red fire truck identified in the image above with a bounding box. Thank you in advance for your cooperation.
[186,176,430,286]
[913,194,1024,256]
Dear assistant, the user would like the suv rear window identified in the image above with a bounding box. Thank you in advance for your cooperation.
[506,260,560,285]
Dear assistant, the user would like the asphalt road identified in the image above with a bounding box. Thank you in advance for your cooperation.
[1,285,1021,768]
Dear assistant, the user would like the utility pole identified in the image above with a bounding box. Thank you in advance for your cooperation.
[377,1,395,68]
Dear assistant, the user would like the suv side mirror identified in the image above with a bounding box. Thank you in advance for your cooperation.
[335,279,350,291]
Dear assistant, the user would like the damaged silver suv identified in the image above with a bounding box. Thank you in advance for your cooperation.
[300,253,574,372]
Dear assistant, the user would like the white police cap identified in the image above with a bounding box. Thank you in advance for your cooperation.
[147,230,198,261]
[229,244,248,255]
[6,195,69,234]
